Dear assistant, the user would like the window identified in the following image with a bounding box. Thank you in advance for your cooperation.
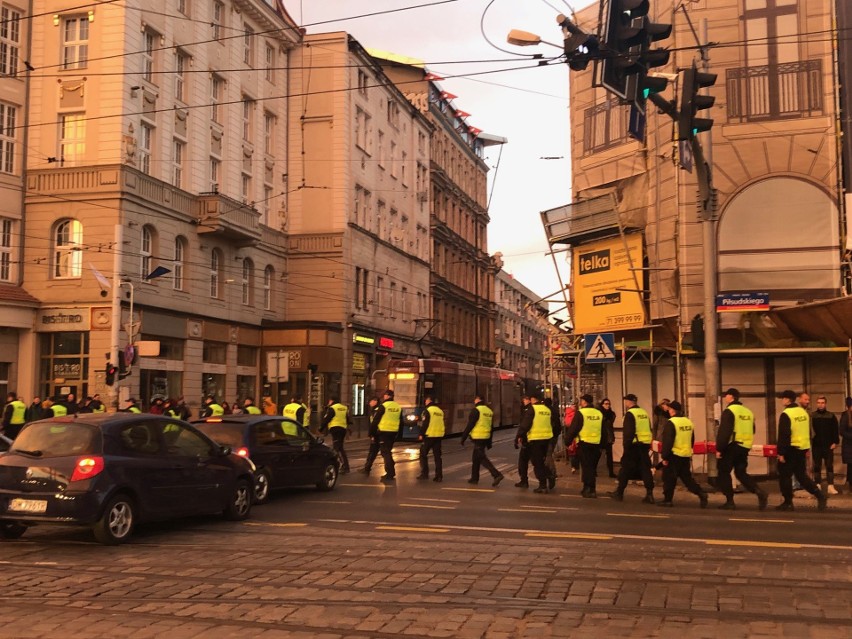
[264,111,275,155]
[390,141,397,178]
[210,157,220,192]
[177,0,190,16]
[263,185,272,226]
[401,287,407,320]
[401,151,407,186]
[0,218,11,281]
[242,96,253,141]
[0,102,15,174]
[162,423,214,458]
[173,236,185,290]
[62,16,88,70]
[210,249,222,298]
[139,122,152,174]
[59,114,85,165]
[142,30,156,83]
[355,268,362,309]
[212,0,224,41]
[241,172,251,204]
[241,258,254,306]
[390,282,397,318]
[175,51,189,102]
[243,23,254,66]
[376,276,384,314]
[357,69,368,94]
[140,226,154,278]
[0,6,21,77]
[237,345,257,366]
[203,340,226,363]
[54,219,83,278]
[362,269,368,309]
[265,43,275,82]
[355,107,371,153]
[172,138,184,187]
[211,75,224,123]
[377,130,385,169]
[387,100,400,128]
[263,265,273,310]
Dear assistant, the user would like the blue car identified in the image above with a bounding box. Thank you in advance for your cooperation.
[0,413,255,544]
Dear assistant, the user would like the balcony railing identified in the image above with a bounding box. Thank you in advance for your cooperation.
[726,59,823,123]
[195,192,262,245]
[583,99,631,155]
[541,193,622,245]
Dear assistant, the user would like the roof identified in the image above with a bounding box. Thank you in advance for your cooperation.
[0,283,40,305]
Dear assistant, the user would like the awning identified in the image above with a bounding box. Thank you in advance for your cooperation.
[771,296,852,345]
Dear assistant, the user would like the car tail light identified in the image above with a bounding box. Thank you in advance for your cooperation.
[70,456,105,482]
[235,447,249,457]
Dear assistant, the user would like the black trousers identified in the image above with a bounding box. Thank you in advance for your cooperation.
[717,444,763,500]
[616,443,654,494]
[4,422,23,439]
[378,432,397,477]
[419,437,443,478]
[363,438,380,470]
[529,439,551,488]
[601,443,615,476]
[779,448,821,503]
[811,444,835,485]
[471,440,499,481]
[517,444,530,482]
[329,427,349,471]
[662,456,705,502]
[578,442,601,492]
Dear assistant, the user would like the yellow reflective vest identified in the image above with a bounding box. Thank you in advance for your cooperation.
[328,403,349,428]
[783,406,811,450]
[670,416,694,457]
[207,403,224,416]
[578,407,603,444]
[7,400,26,424]
[728,403,755,449]
[245,405,261,415]
[424,404,445,438]
[528,404,552,441]
[378,400,402,433]
[283,402,302,421]
[628,407,652,444]
[470,404,494,440]
[51,404,68,417]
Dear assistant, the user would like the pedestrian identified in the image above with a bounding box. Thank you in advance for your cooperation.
[607,393,655,504]
[514,394,532,488]
[2,392,27,439]
[78,396,95,413]
[811,395,839,495]
[564,399,580,474]
[361,396,381,475]
[175,396,192,420]
[543,397,562,488]
[243,397,262,415]
[651,398,671,467]
[164,398,180,419]
[598,398,617,478]
[59,393,79,415]
[262,396,277,415]
[321,397,352,474]
[775,390,827,511]
[200,395,224,418]
[840,397,852,492]
[25,396,45,423]
[42,398,57,417]
[370,390,401,483]
[417,395,444,482]
[658,401,708,508]
[461,393,504,487]
[564,394,603,498]
[122,397,142,414]
[714,388,768,510]
[221,400,231,415]
[149,397,165,415]
[89,394,106,413]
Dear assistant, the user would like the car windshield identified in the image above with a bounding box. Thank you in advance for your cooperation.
[195,423,245,449]
[11,422,100,458]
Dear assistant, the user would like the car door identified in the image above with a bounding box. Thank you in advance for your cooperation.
[114,420,176,517]
[279,423,317,485]
[159,419,223,515]
[252,419,298,487]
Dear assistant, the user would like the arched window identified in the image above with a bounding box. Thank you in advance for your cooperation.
[241,258,254,306]
[54,219,83,278]
[173,236,186,290]
[263,265,274,310]
[210,248,222,298]
[140,225,155,278]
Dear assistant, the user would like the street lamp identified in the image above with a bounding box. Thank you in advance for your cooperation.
[506,29,563,50]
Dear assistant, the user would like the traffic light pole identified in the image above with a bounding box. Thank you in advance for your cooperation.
[108,224,123,412]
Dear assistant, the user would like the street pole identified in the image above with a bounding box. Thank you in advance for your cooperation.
[109,224,123,412]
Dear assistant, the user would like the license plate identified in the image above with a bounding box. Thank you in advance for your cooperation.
[9,498,47,513]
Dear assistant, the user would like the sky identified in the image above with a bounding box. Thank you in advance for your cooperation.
[291,0,580,306]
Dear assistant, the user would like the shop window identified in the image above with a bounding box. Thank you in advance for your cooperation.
[237,345,257,367]
[202,340,226,364]
[38,332,89,400]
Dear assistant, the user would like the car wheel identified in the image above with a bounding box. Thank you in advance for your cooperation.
[0,521,27,540]
[224,479,252,520]
[93,494,135,545]
[316,462,338,491]
[254,470,271,504]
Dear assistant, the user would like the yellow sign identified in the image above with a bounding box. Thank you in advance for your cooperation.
[572,234,646,334]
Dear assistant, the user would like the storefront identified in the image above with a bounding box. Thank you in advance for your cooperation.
[36,308,90,401]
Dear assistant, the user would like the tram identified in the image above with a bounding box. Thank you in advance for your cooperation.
[386,358,523,440]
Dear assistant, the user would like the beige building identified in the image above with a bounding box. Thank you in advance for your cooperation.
[17,0,300,412]
[547,0,849,462]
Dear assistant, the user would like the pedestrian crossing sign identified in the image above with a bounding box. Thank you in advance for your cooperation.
[585,333,616,363]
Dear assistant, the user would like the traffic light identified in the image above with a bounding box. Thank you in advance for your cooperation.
[678,61,717,139]
[556,14,599,72]
[105,363,117,386]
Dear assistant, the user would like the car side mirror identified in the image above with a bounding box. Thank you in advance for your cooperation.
[219,445,232,456]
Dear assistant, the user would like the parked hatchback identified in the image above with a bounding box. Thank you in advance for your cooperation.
[193,415,339,503]
[0,414,255,544]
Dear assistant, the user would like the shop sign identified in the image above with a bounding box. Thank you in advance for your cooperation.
[353,333,375,345]
[37,308,90,331]
[715,292,770,312]
[53,362,81,378]
[288,350,302,369]
[352,352,367,372]
[378,337,394,350]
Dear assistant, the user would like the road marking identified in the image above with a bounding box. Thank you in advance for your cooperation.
[245,522,308,528]
[729,518,794,524]
[526,532,614,540]
[442,487,494,493]
[304,500,351,504]
[409,497,460,504]
[499,508,558,514]
[376,526,449,534]
[340,483,387,488]
[519,505,579,512]
[400,503,456,510]
[705,540,802,549]
[606,513,670,520]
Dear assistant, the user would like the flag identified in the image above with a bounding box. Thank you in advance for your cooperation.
[89,263,111,291]
[440,91,457,100]
[425,72,444,81]
[455,110,470,118]
[468,127,482,136]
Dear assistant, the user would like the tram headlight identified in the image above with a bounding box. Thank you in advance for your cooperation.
[405,414,419,422]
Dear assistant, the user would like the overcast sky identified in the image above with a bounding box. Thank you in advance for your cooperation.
[291,0,578,305]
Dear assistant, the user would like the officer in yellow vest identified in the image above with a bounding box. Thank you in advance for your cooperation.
[121,398,142,414]
[461,393,504,487]
[90,394,106,413]
[715,388,768,510]
[369,390,401,482]
[564,394,603,498]
[417,396,445,482]
[201,395,225,418]
[321,397,352,474]
[658,401,708,508]
[242,397,262,415]
[776,389,827,511]
[607,393,655,504]
[517,392,553,493]
[2,392,27,439]
[281,398,304,436]
[49,398,68,417]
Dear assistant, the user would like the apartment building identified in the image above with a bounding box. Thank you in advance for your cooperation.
[548,0,848,460]
[18,0,300,411]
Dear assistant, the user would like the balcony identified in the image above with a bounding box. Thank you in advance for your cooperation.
[195,192,262,246]
[582,99,631,155]
[541,193,622,245]
[726,59,823,123]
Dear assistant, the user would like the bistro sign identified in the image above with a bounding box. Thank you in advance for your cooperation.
[36,308,90,331]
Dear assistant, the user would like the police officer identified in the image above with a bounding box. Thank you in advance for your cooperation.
[243,397,262,415]
[515,394,532,488]
[417,396,445,482]
[658,401,708,508]
[461,393,504,487]
[50,397,68,417]
[715,388,767,510]
[2,392,27,439]
[607,394,655,504]
[122,397,142,414]
[369,390,401,482]
[281,396,305,436]
[776,389,827,511]
[543,397,562,489]
[564,394,603,498]
[361,397,382,474]
[90,394,106,413]
[322,397,352,474]
[517,393,552,493]
[201,395,224,418]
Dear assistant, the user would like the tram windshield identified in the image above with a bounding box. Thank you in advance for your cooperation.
[391,378,419,407]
